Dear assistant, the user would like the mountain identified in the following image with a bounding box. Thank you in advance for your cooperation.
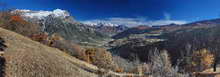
[112,19,220,40]
[42,16,109,45]
[184,18,220,27]
[85,22,120,27]
[109,18,220,64]
[112,25,158,39]
[13,9,110,46]
[92,23,128,36]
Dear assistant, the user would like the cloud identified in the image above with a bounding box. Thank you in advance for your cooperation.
[146,20,187,26]
[81,14,187,27]
[164,12,171,20]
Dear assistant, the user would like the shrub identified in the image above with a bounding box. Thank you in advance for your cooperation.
[113,55,143,73]
[51,39,87,61]
[85,48,118,70]
[0,56,5,77]
[30,32,89,63]
[0,37,7,51]
[48,34,87,61]
[30,33,49,44]
[115,68,124,73]
[84,48,96,64]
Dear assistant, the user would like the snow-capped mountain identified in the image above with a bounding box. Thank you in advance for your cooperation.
[13,9,125,28]
[82,22,128,36]
[11,9,109,45]
[91,24,128,36]
[13,9,70,19]
[12,9,127,38]
[84,22,120,27]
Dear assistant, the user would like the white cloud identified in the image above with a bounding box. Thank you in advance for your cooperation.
[164,12,171,20]
[147,20,187,26]
[81,17,187,27]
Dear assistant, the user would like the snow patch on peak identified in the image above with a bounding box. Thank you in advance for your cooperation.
[81,17,187,27]
[14,9,70,19]
[83,21,120,27]
[52,9,69,17]
[15,9,31,12]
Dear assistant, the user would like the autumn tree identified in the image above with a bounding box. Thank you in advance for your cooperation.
[85,48,118,70]
[189,49,214,72]
[0,11,41,36]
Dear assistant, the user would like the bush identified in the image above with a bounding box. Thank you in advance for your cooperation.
[85,48,118,70]
[0,37,7,51]
[30,32,92,65]
[31,33,88,61]
[113,55,143,73]
[51,39,87,61]
[30,33,49,45]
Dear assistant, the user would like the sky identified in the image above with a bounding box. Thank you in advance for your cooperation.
[2,0,220,27]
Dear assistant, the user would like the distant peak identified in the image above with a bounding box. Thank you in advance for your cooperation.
[83,22,120,27]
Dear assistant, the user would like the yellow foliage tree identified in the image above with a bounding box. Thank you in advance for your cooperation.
[190,49,215,72]
[84,48,118,70]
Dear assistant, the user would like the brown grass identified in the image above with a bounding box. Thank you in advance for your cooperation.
[0,28,98,77]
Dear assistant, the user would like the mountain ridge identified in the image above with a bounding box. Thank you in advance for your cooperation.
[13,9,110,46]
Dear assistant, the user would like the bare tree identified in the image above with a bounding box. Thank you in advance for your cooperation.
[149,48,189,77]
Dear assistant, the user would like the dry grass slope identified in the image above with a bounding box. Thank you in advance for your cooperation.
[0,28,98,77]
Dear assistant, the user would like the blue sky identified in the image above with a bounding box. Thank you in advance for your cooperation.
[2,0,220,26]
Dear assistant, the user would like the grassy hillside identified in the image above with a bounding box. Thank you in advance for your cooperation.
[0,28,98,77]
